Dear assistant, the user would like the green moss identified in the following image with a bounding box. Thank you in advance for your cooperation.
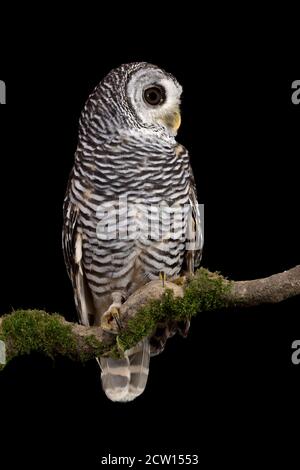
[117,298,162,352]
[0,310,78,364]
[81,334,106,359]
[117,268,232,351]
[183,268,232,316]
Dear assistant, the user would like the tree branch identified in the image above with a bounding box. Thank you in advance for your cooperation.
[0,266,299,369]
[227,265,300,307]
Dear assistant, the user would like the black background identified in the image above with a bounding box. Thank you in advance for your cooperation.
[0,19,299,468]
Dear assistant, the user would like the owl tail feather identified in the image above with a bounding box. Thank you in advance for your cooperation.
[99,339,150,402]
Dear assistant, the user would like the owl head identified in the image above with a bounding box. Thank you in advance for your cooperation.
[125,63,182,136]
[80,63,183,141]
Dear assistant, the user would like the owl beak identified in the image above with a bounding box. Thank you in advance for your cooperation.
[162,108,181,134]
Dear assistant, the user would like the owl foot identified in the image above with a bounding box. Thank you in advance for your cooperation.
[101,304,123,334]
[159,271,167,288]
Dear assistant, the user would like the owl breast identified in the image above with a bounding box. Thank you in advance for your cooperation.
[70,139,191,298]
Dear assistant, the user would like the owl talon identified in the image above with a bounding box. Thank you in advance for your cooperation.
[159,271,167,288]
[101,306,122,334]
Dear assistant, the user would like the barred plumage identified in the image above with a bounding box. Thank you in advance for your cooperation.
[63,62,203,402]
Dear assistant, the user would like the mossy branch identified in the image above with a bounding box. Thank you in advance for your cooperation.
[0,266,299,369]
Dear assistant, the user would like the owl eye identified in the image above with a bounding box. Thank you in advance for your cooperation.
[143,86,166,106]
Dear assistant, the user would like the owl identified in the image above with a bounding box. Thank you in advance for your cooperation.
[63,63,203,402]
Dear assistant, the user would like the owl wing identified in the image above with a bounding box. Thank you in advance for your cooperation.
[179,145,203,275]
[186,164,203,272]
[62,174,95,326]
